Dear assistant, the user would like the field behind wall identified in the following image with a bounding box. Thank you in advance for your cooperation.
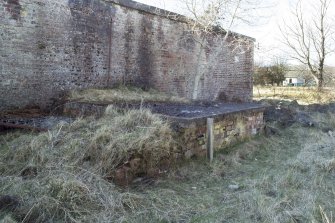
[253,86,335,104]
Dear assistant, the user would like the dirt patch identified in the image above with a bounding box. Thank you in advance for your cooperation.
[0,109,73,131]
[261,99,335,130]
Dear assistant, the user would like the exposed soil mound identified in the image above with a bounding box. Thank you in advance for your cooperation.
[261,99,334,130]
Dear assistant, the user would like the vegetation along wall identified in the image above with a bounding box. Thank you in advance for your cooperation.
[0,0,255,111]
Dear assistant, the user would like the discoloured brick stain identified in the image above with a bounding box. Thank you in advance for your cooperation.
[137,15,154,89]
[4,0,21,20]
[0,0,255,111]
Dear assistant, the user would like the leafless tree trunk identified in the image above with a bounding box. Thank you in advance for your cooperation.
[280,0,334,91]
[177,0,266,100]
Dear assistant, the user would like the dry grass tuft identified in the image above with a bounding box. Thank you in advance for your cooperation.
[0,107,177,222]
[318,206,334,223]
[69,86,189,104]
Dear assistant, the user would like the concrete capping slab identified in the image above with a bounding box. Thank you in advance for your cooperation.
[63,101,267,125]
[164,106,267,127]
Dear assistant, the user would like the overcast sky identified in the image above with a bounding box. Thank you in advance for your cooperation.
[136,0,335,66]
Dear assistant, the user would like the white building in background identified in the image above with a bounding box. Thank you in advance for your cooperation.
[282,67,310,86]
[283,66,335,87]
[283,77,305,86]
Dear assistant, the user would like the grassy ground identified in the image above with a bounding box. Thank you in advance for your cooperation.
[1,107,335,222]
[1,86,335,222]
[69,86,189,104]
[253,86,335,104]
[0,107,177,222]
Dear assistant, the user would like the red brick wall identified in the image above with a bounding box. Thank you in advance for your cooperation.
[0,0,254,111]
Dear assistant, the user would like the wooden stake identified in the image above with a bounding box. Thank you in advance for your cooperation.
[207,118,214,162]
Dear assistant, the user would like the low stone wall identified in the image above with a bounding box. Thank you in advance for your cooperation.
[112,107,265,185]
[63,101,108,117]
[64,101,265,155]
[172,109,264,159]
[1,100,265,186]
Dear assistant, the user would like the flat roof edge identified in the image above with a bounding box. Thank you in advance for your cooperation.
[104,0,256,41]
[105,0,188,21]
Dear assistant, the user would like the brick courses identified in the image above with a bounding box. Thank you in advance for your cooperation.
[0,0,255,111]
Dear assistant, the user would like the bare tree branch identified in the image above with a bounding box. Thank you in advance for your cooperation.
[280,0,335,90]
[174,0,268,99]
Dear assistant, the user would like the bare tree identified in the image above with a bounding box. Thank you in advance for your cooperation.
[177,0,267,99]
[280,0,335,91]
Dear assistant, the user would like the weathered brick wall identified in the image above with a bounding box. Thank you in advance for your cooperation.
[0,0,113,110]
[0,0,254,111]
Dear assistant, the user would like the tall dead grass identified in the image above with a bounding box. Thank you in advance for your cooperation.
[69,86,189,104]
[1,105,335,222]
[253,86,335,104]
[0,107,176,222]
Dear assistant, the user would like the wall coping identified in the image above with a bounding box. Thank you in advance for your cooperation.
[104,0,256,41]
[164,105,267,126]
[63,100,267,122]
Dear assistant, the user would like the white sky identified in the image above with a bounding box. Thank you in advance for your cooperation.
[135,0,335,66]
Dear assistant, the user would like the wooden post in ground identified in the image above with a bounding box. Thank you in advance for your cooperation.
[207,118,214,162]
